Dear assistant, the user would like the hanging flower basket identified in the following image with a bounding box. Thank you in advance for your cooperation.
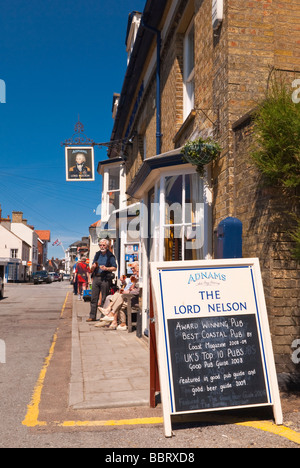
[181,137,221,176]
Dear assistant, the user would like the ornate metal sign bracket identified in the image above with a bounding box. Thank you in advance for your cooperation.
[61,119,96,147]
[61,119,129,149]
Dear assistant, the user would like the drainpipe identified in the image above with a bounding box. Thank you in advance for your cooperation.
[141,18,162,155]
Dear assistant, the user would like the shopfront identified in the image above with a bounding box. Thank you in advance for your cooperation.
[0,259,21,283]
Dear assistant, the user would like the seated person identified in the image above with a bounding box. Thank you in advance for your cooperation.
[96,262,139,331]
[120,274,129,288]
[98,275,133,311]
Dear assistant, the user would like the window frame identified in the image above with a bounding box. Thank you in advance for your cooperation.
[101,163,126,221]
[142,167,212,263]
[10,249,18,259]
[161,173,204,262]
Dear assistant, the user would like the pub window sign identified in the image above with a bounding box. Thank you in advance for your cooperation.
[65,146,95,182]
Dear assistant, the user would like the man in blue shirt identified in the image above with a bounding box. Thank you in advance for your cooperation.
[87,239,117,322]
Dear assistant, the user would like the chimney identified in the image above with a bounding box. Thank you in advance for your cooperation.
[0,205,10,225]
[12,211,24,223]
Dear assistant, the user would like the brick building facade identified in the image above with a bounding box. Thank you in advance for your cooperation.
[232,114,300,381]
[100,0,300,383]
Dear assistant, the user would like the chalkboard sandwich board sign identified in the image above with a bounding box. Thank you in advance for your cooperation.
[150,259,283,438]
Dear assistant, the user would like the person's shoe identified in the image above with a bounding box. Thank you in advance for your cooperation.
[86,318,96,322]
[103,324,117,331]
[117,324,127,331]
[100,315,114,322]
[95,321,108,328]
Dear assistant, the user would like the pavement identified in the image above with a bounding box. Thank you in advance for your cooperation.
[69,293,150,410]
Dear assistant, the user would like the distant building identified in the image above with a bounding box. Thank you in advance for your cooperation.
[0,206,51,281]
[10,212,38,275]
[35,230,51,270]
[0,224,30,282]
[68,237,90,271]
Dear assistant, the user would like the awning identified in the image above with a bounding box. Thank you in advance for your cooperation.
[97,157,124,176]
[0,258,21,265]
[126,148,187,199]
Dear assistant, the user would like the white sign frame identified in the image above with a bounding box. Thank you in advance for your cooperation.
[65,146,95,182]
[150,258,283,438]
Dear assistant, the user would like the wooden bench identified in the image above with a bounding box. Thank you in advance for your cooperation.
[122,290,142,335]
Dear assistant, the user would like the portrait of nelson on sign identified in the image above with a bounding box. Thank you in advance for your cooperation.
[65,147,95,181]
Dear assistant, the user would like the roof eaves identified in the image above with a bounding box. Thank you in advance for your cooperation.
[109,0,168,153]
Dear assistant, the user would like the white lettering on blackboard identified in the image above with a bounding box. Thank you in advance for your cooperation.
[202,319,229,329]
[176,322,199,331]
[202,330,227,339]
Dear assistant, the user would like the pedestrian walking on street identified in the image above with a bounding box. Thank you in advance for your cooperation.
[72,262,78,295]
[74,256,91,300]
[87,239,117,322]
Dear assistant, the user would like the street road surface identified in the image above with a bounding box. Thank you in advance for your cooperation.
[0,282,71,447]
[0,283,299,449]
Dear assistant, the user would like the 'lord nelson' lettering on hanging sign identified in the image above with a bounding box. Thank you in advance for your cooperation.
[150,259,283,438]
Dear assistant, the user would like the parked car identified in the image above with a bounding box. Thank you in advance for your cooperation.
[63,274,70,281]
[55,273,62,282]
[0,277,4,299]
[32,271,51,285]
[48,272,55,282]
[49,272,61,282]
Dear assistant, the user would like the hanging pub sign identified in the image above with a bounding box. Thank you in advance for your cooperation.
[65,146,95,182]
[150,258,283,437]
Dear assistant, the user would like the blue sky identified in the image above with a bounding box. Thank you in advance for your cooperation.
[0,0,145,259]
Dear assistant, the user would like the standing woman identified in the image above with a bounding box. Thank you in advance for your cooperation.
[74,256,91,300]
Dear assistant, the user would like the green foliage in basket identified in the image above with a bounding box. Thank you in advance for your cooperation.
[181,137,221,176]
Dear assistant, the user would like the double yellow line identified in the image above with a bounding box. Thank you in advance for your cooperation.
[22,292,300,446]
[22,291,70,428]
